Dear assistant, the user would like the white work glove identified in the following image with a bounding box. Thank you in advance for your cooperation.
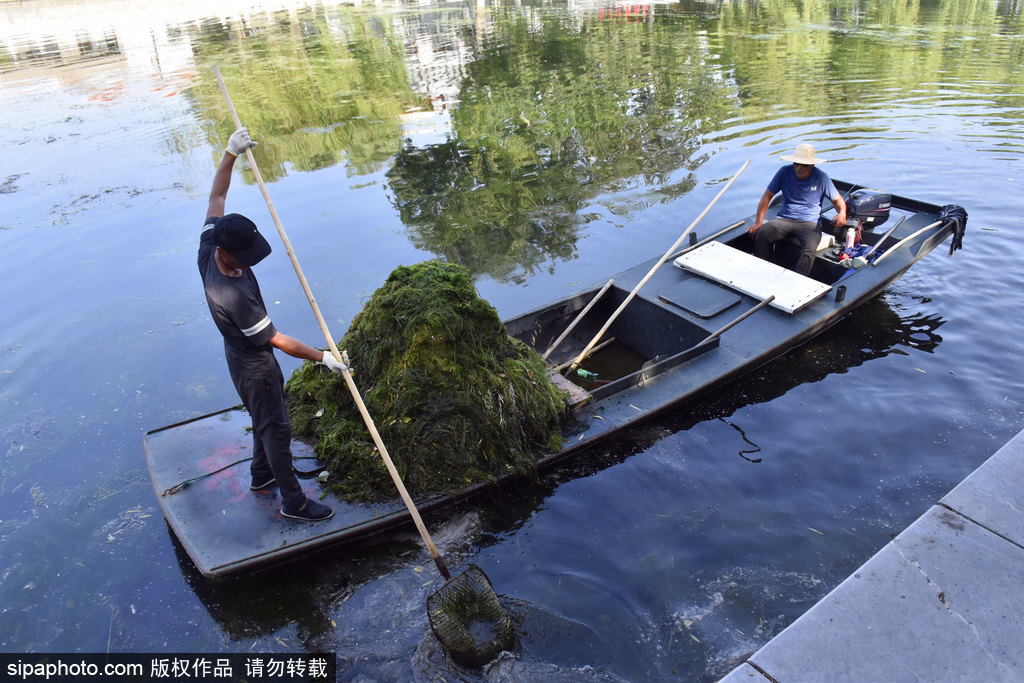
[226,127,257,156]
[321,350,348,375]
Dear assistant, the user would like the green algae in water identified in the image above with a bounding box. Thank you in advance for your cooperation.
[285,261,567,501]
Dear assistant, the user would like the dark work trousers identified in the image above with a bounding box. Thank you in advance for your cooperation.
[754,217,819,276]
[229,360,304,509]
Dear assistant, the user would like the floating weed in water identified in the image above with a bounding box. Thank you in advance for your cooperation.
[100,506,154,542]
[29,485,47,509]
[666,566,830,677]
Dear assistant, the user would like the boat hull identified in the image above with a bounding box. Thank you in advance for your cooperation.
[145,181,956,578]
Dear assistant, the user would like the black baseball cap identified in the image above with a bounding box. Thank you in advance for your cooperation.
[211,213,271,267]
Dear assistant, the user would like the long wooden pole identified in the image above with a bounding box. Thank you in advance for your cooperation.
[213,67,451,581]
[870,220,943,267]
[542,279,614,361]
[667,220,746,261]
[552,337,616,373]
[699,295,775,345]
[567,159,750,373]
[863,216,906,258]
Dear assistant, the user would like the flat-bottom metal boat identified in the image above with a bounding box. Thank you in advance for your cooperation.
[144,181,966,578]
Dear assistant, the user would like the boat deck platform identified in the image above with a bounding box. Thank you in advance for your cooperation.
[143,407,432,578]
[720,428,1024,682]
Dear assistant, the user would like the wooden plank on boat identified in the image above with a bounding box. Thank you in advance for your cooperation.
[672,241,831,314]
[548,368,591,407]
[143,407,419,579]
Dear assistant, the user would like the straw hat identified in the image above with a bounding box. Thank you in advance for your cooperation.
[780,143,828,165]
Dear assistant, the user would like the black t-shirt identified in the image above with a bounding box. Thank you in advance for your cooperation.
[198,217,278,377]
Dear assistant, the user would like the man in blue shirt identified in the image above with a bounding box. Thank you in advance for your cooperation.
[747,143,847,276]
[199,128,347,522]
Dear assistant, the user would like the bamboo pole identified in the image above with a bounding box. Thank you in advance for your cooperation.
[567,159,750,374]
[542,279,615,361]
[871,220,943,267]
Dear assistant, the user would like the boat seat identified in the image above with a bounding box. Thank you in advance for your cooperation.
[783,230,835,251]
[673,241,831,315]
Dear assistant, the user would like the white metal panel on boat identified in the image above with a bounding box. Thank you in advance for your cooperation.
[673,241,831,314]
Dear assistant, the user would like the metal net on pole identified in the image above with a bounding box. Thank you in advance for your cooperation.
[426,565,515,668]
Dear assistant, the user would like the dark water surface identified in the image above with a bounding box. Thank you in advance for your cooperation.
[2,0,1023,679]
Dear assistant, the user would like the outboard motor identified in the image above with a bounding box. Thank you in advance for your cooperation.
[846,189,891,229]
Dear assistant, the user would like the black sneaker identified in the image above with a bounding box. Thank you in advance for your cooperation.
[282,498,334,522]
[250,475,276,491]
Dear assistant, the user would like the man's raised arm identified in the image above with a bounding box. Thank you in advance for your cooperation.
[207,128,257,220]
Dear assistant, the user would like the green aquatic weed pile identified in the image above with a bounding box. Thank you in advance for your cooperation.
[285,261,567,501]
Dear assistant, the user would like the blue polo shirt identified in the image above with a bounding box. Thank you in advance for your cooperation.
[768,166,839,223]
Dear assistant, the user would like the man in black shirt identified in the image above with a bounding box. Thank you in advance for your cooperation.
[199,127,346,521]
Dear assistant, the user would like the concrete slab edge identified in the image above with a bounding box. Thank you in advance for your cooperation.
[717,427,1024,682]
